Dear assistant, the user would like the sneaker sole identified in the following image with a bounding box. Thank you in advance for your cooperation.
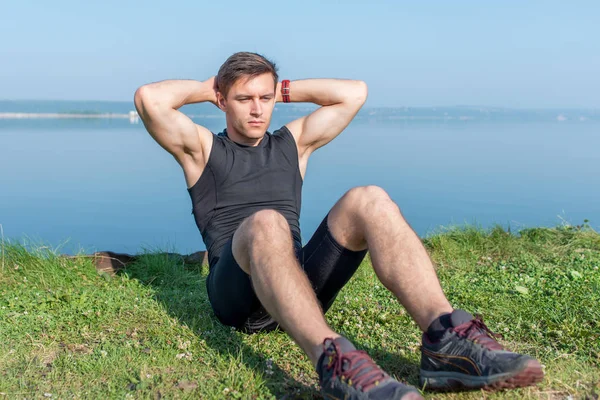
[402,392,425,400]
[419,359,544,392]
[322,390,424,400]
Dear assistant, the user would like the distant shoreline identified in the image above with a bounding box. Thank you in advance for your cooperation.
[0,112,479,121]
[0,112,228,120]
[1,108,597,123]
[0,112,137,119]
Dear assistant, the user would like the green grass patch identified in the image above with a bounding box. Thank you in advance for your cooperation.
[1,224,599,399]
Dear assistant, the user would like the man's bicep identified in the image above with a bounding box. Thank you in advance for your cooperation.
[138,105,209,159]
[140,109,213,188]
[172,112,213,159]
[287,104,359,154]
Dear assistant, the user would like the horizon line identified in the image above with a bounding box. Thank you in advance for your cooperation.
[1,98,599,112]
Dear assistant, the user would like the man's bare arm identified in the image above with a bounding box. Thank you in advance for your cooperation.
[281,79,368,159]
[134,78,217,187]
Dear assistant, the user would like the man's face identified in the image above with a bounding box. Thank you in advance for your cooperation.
[219,73,276,140]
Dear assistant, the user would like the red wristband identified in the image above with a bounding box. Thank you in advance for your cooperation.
[281,80,291,103]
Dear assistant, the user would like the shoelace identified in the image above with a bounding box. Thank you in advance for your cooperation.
[452,315,504,351]
[323,339,388,392]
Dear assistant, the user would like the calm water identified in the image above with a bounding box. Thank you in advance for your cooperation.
[1,116,598,255]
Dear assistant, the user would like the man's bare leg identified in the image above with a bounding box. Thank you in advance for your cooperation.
[327,186,453,331]
[231,208,426,399]
[321,186,543,392]
[231,209,339,366]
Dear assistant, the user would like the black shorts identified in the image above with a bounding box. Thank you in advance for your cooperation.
[206,214,368,333]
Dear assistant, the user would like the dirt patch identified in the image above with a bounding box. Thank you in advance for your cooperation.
[30,344,60,368]
[60,343,93,355]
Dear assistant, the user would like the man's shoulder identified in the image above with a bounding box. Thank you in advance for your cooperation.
[272,125,291,135]
[271,125,296,145]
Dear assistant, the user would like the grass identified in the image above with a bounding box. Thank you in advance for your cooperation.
[1,223,599,399]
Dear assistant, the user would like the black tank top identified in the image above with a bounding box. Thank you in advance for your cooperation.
[187,126,303,267]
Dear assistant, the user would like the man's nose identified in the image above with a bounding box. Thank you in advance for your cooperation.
[250,99,262,116]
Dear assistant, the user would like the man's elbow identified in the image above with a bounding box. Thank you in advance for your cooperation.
[348,80,368,106]
[134,85,166,117]
[134,85,152,113]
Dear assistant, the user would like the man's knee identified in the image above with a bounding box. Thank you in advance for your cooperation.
[238,210,293,251]
[346,185,390,202]
[233,210,294,272]
[246,209,288,234]
[343,185,398,218]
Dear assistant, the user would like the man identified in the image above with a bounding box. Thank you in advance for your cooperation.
[134,52,543,399]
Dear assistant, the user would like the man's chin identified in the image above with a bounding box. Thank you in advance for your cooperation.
[244,126,268,137]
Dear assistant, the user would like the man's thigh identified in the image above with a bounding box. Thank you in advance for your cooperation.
[301,214,368,312]
[207,214,365,331]
[207,239,260,328]
[207,239,280,332]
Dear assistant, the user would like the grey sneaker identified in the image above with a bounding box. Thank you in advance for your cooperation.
[420,310,544,391]
[317,337,423,399]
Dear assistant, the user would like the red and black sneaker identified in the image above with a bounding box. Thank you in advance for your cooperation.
[420,309,544,391]
[317,337,423,400]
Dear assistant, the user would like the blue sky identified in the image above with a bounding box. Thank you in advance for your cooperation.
[1,0,599,108]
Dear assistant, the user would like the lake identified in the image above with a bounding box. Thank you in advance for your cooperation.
[1,113,598,256]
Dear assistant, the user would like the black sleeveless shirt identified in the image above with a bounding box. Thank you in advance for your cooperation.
[187,126,303,267]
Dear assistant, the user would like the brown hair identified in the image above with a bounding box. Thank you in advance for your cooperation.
[216,52,278,98]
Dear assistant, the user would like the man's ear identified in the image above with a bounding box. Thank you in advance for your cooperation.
[216,92,227,112]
